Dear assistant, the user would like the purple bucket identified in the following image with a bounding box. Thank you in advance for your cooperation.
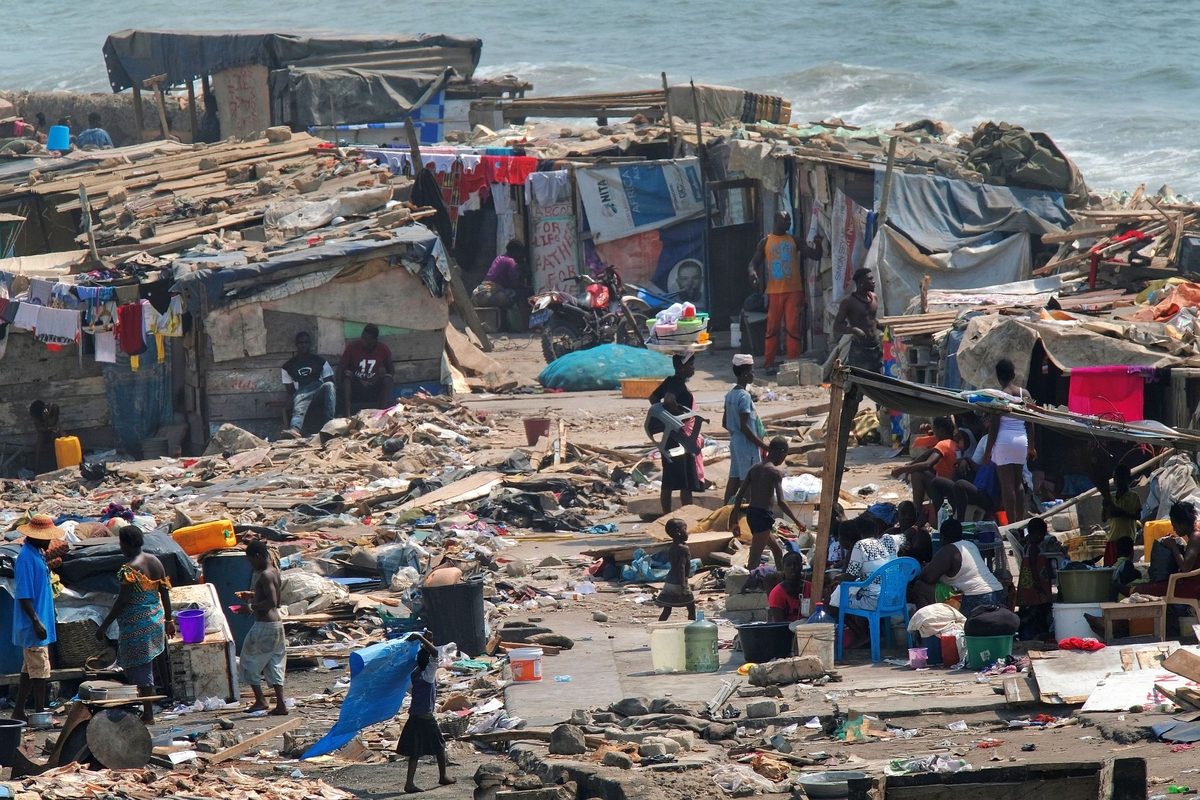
[177,609,206,644]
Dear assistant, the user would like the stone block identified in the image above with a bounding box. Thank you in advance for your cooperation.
[643,735,680,755]
[724,592,768,612]
[722,609,769,625]
[745,699,779,719]
[602,750,633,769]
[748,656,825,687]
[604,729,646,744]
[725,572,751,596]
[637,742,666,758]
[665,730,695,752]
[550,724,587,756]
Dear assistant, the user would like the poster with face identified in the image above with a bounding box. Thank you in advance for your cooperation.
[667,259,705,306]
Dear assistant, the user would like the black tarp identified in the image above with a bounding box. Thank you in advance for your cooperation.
[102,30,482,93]
[0,529,201,594]
[276,66,448,128]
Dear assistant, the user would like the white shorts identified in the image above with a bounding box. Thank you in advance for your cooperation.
[992,436,1027,466]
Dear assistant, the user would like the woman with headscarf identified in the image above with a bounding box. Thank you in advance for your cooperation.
[96,526,174,722]
[649,353,704,515]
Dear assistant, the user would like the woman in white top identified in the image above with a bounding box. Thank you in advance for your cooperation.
[916,519,1005,615]
[981,358,1036,525]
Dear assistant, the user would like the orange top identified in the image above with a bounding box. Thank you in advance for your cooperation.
[933,439,957,480]
[764,234,802,294]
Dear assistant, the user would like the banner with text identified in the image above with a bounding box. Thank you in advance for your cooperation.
[576,158,705,244]
[530,201,580,294]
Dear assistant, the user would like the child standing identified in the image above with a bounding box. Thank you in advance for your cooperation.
[731,437,806,570]
[656,519,697,621]
[1016,518,1054,641]
[399,632,456,793]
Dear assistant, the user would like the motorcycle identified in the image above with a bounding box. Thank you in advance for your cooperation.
[528,265,649,363]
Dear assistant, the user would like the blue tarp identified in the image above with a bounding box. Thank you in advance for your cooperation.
[102,353,173,454]
[875,171,1073,252]
[302,638,419,758]
[537,344,672,392]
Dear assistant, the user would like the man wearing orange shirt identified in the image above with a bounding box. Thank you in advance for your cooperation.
[891,416,957,515]
[748,211,823,376]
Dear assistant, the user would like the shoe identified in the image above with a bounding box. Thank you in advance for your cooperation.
[764,365,779,377]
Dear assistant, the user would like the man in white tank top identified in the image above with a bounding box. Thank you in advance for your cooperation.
[913,519,1005,615]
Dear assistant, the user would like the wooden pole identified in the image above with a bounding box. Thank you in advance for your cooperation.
[131,87,145,143]
[143,73,171,140]
[661,72,679,158]
[810,362,854,604]
[186,81,199,139]
[1019,448,1172,529]
[876,135,900,227]
[404,117,493,352]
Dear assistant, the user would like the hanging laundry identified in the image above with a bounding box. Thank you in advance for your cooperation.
[483,155,538,186]
[147,295,184,336]
[34,306,80,346]
[0,270,13,295]
[13,301,39,331]
[50,283,79,309]
[75,286,118,330]
[526,170,571,206]
[92,328,118,364]
[117,302,146,355]
[26,277,53,306]
[1068,366,1145,422]
[1,298,17,325]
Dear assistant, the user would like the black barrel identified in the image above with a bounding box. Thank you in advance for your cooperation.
[422,574,487,656]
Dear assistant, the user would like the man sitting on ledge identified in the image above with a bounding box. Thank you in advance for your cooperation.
[338,324,394,413]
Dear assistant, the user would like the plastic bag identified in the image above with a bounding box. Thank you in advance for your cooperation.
[280,571,350,606]
[711,763,790,794]
[538,343,672,392]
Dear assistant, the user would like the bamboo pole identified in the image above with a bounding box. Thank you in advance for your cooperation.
[810,363,854,603]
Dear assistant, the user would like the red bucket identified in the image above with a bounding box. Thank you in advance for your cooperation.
[523,418,552,446]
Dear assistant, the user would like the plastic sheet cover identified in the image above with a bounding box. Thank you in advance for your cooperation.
[303,637,419,758]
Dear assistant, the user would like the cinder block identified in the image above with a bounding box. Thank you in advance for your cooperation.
[725,572,751,596]
[799,361,823,386]
[725,592,768,612]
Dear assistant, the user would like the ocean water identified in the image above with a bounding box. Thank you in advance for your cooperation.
[1,0,1196,193]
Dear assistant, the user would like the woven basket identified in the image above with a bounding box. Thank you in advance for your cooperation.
[438,713,471,739]
[56,619,111,668]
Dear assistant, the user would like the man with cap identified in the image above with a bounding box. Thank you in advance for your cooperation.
[724,354,768,502]
[12,514,63,721]
[649,353,704,515]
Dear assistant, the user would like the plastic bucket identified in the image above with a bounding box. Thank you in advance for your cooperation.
[736,622,794,664]
[510,647,543,682]
[47,125,69,151]
[964,635,1014,670]
[1051,601,1104,640]
[423,574,487,656]
[649,622,687,673]
[940,634,960,666]
[792,622,836,670]
[0,718,25,766]
[523,417,552,446]
[177,609,206,644]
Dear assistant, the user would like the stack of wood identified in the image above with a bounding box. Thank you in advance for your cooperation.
[11,764,356,800]
[1035,184,1198,278]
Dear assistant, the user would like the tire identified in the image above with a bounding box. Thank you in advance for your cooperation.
[542,319,585,363]
[617,312,649,348]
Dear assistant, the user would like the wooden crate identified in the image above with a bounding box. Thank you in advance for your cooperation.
[621,377,661,399]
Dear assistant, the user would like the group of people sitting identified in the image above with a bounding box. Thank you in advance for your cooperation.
[280,324,396,437]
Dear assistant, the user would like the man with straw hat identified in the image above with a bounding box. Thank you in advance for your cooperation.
[11,513,64,721]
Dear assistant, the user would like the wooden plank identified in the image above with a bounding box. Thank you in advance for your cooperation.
[203,717,301,764]
[396,471,504,512]
[883,776,1098,800]
[628,493,724,520]
[811,363,851,602]
[1163,648,1200,683]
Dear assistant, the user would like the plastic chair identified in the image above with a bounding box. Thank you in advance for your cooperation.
[1166,567,1200,618]
[644,403,705,462]
[835,557,921,663]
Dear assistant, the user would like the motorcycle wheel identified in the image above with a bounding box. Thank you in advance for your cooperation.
[542,319,585,363]
[616,312,649,347]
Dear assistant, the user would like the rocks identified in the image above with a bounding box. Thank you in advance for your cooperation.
[528,633,574,650]
[506,560,528,577]
[642,735,680,755]
[592,712,619,724]
[549,724,587,756]
[570,709,589,726]
[745,699,779,719]
[265,126,293,143]
[664,731,694,752]
[539,555,564,567]
[603,729,646,744]
[702,722,738,741]
[610,697,650,717]
[637,742,666,758]
[748,656,825,687]
[203,423,269,456]
[592,611,608,622]
[602,750,633,769]
[475,763,507,788]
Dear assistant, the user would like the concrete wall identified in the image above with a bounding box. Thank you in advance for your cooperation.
[0,90,202,147]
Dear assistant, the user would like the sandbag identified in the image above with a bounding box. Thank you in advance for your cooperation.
[538,343,671,392]
[963,604,1020,636]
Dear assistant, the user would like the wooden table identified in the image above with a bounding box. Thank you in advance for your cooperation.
[1099,600,1167,643]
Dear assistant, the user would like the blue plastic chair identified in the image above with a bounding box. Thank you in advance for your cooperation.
[835,557,921,663]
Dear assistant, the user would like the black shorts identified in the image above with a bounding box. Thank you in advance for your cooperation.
[744,507,775,534]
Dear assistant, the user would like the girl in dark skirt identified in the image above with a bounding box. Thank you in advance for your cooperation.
[399,633,456,793]
[649,354,705,515]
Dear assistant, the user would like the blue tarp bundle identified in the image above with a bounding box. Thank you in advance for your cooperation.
[302,638,419,758]
[538,343,672,392]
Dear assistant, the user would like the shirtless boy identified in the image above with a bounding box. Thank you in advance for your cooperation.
[832,267,884,373]
[731,437,806,570]
[237,540,288,715]
[655,519,697,621]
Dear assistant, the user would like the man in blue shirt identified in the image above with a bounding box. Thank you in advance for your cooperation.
[11,514,63,721]
[75,113,114,150]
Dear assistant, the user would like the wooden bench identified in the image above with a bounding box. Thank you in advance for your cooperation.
[1099,600,1166,643]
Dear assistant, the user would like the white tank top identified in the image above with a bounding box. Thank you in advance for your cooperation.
[942,541,1003,596]
[996,388,1028,442]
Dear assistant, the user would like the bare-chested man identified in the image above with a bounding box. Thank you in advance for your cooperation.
[832,267,884,373]
[731,436,806,570]
[237,540,287,715]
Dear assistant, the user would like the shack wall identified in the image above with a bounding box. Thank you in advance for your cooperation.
[0,331,112,456]
[190,263,447,445]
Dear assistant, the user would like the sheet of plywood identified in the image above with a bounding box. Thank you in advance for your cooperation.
[1080,669,1200,712]
[395,471,503,513]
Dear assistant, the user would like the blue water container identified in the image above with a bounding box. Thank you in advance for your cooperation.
[47,125,70,151]
[202,551,255,654]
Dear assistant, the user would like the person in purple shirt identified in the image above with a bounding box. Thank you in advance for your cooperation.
[472,239,530,331]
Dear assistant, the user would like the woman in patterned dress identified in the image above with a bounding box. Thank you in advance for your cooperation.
[96,526,174,722]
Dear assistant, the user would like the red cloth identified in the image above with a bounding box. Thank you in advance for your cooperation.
[1089,230,1149,290]
[483,156,538,185]
[764,289,803,367]
[116,302,145,355]
[1058,637,1105,651]
[1068,366,1144,421]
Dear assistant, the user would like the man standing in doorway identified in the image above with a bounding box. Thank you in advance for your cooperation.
[338,324,395,413]
[833,267,884,373]
[749,212,823,376]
